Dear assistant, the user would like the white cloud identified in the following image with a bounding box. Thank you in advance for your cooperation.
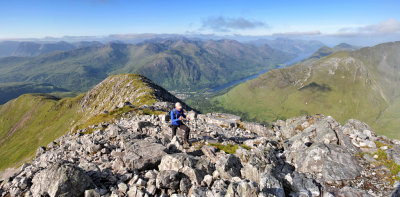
[201,16,267,32]
[339,18,400,34]
[360,18,400,34]
[272,30,321,36]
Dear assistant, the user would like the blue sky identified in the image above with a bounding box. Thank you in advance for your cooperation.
[1,0,400,42]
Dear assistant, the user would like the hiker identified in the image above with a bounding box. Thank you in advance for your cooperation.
[171,102,190,145]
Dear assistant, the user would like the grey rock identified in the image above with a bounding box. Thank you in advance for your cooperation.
[127,185,145,197]
[106,124,122,138]
[259,172,284,197]
[225,180,259,197]
[392,185,400,197]
[333,186,374,197]
[31,161,94,197]
[211,179,228,197]
[289,172,321,197]
[291,143,362,182]
[242,121,275,137]
[85,189,100,197]
[158,153,211,185]
[180,177,192,193]
[206,113,240,128]
[123,140,167,171]
[215,154,242,179]
[386,146,400,165]
[118,182,128,193]
[190,186,213,197]
[156,170,181,190]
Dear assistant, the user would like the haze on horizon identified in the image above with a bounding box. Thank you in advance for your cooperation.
[1,0,400,46]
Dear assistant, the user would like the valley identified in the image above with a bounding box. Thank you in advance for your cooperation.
[0,38,297,104]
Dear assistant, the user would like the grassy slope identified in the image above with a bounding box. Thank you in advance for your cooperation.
[0,94,82,169]
[207,42,400,139]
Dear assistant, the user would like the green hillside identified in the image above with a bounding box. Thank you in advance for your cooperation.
[0,74,184,170]
[0,94,82,169]
[201,41,400,139]
[0,39,295,104]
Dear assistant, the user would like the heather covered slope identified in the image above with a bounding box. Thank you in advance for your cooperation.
[0,74,186,170]
[209,41,400,139]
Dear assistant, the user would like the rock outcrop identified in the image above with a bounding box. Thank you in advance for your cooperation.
[1,110,400,196]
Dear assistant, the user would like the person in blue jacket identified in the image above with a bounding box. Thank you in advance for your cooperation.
[171,102,190,145]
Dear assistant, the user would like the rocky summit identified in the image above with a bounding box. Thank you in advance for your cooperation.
[2,106,400,196]
[1,75,400,197]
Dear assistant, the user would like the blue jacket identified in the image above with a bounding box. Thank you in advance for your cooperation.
[171,108,186,126]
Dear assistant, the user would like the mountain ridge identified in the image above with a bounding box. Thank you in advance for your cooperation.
[0,74,187,171]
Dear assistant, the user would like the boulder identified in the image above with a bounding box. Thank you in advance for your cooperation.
[190,186,214,197]
[180,177,192,193]
[215,154,242,179]
[156,170,181,190]
[123,140,167,171]
[31,161,94,197]
[291,143,361,182]
[241,121,275,137]
[105,124,122,138]
[225,180,259,197]
[211,179,228,197]
[159,153,197,172]
[206,113,240,128]
[327,186,374,197]
[259,172,285,197]
[159,153,213,185]
[288,172,320,197]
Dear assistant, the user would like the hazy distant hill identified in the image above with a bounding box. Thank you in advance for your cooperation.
[201,41,400,138]
[0,41,20,57]
[0,41,104,57]
[0,38,295,103]
[308,43,360,60]
[247,38,325,55]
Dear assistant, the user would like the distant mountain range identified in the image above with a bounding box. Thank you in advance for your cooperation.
[247,38,325,55]
[0,38,296,104]
[0,41,103,57]
[195,41,400,139]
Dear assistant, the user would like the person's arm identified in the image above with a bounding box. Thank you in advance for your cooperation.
[171,110,180,124]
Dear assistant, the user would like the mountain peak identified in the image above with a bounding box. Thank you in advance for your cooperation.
[80,74,190,115]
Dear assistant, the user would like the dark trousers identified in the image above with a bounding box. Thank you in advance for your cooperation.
[171,124,190,143]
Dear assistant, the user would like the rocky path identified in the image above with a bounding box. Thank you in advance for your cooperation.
[1,107,400,197]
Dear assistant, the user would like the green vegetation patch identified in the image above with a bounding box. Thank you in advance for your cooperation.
[209,143,251,154]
